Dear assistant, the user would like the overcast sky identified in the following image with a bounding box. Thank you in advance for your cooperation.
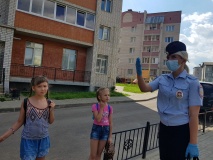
[122,0,213,74]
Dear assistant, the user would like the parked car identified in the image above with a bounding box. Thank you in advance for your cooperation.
[199,81,213,122]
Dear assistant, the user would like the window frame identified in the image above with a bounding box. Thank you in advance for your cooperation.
[166,25,174,32]
[129,48,135,54]
[101,0,112,13]
[165,37,174,43]
[62,48,77,71]
[96,55,108,74]
[24,42,43,66]
[99,26,110,41]
[127,69,133,75]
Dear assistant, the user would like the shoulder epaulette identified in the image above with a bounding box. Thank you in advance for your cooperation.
[186,74,197,80]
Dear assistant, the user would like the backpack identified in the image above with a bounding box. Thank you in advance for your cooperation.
[92,103,111,120]
[23,98,51,125]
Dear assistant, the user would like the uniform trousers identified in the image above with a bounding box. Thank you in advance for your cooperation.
[159,122,190,160]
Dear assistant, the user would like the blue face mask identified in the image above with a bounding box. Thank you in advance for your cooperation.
[166,60,180,71]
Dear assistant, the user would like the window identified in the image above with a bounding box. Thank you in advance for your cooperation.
[142,57,149,63]
[129,58,134,64]
[31,0,43,15]
[131,26,136,32]
[17,0,95,30]
[149,24,157,30]
[77,11,85,26]
[165,37,173,43]
[101,0,112,12]
[130,37,136,42]
[144,46,151,52]
[99,26,110,41]
[18,0,30,12]
[151,57,158,64]
[166,25,174,32]
[62,49,76,70]
[66,7,76,24]
[96,55,108,74]
[56,4,65,21]
[24,42,43,66]
[43,0,55,18]
[145,16,164,24]
[129,48,135,54]
[86,13,95,29]
[127,69,133,75]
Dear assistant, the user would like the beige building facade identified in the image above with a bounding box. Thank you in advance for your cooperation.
[193,62,213,82]
[117,10,181,82]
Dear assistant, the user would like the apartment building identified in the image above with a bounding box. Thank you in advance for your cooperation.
[193,62,213,82]
[117,9,181,82]
[0,0,122,93]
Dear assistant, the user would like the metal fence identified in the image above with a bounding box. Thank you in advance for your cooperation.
[10,64,91,83]
[112,111,213,160]
[112,122,159,160]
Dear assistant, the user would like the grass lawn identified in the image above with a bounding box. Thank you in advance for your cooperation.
[0,83,138,101]
[21,90,126,100]
[116,83,142,93]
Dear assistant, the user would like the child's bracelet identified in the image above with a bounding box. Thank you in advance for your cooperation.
[10,128,15,134]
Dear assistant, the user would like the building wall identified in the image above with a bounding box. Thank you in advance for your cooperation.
[193,67,202,80]
[1,0,122,92]
[15,11,94,45]
[118,10,181,81]
[11,34,87,69]
[88,0,122,90]
[64,0,97,11]
[0,0,16,93]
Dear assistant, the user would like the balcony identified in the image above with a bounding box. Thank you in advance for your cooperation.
[144,29,161,35]
[143,40,160,46]
[10,64,91,85]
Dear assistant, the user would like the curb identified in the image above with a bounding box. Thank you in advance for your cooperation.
[0,97,157,113]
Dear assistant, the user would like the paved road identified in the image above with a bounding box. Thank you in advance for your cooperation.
[0,100,159,160]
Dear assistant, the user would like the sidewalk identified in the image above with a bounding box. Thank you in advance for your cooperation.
[1,87,213,160]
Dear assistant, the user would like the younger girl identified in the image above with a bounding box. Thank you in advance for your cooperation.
[0,76,55,160]
[89,87,113,160]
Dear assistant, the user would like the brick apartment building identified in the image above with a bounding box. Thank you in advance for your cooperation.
[117,10,181,82]
[0,0,122,93]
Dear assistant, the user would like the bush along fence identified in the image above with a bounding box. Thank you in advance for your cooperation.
[112,111,213,160]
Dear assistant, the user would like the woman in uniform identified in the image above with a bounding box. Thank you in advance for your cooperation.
[135,41,202,160]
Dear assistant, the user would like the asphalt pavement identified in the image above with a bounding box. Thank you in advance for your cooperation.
[0,87,213,160]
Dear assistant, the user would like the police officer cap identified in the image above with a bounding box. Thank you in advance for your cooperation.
[166,41,188,61]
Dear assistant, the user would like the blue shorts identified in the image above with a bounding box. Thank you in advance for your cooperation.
[90,124,110,141]
[20,136,50,160]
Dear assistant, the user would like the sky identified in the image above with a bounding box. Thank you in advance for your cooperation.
[122,0,213,74]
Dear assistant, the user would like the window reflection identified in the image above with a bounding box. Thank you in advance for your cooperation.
[43,0,55,18]
[32,0,43,15]
[18,0,30,12]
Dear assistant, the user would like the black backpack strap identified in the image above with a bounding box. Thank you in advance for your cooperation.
[23,98,28,125]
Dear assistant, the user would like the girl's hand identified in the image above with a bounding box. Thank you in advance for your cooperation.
[49,100,55,111]
[100,101,106,109]
[0,136,4,143]
[108,136,112,144]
